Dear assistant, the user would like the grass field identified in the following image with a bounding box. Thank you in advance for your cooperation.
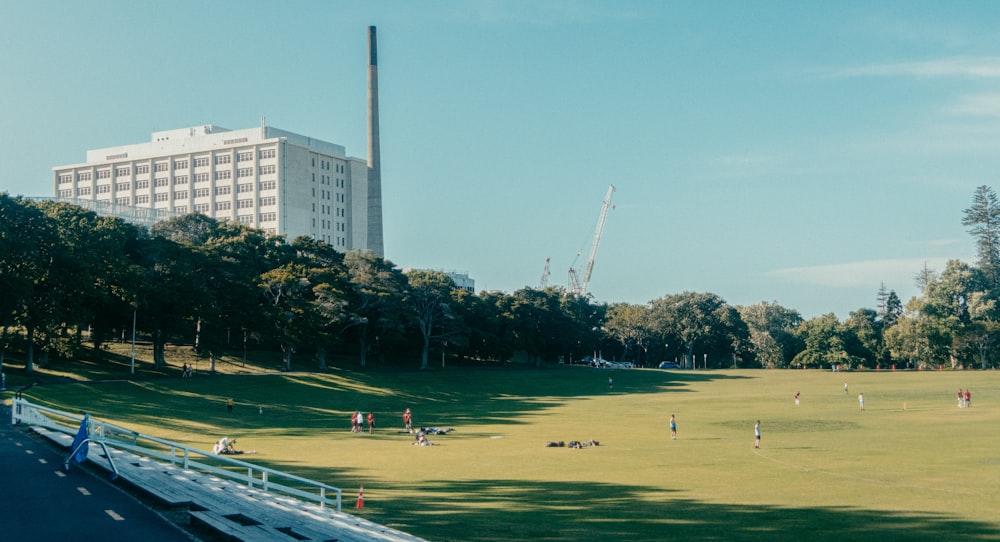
[9,360,1000,541]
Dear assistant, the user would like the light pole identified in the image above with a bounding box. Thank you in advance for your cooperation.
[130,308,137,375]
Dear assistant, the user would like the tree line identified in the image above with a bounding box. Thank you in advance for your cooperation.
[2,187,999,373]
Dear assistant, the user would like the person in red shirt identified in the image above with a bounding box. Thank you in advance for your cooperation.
[367,412,375,435]
[403,408,413,433]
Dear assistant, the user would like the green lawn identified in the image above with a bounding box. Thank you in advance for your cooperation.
[11,363,1000,541]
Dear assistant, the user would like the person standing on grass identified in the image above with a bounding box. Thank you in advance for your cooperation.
[794,391,800,406]
[404,408,413,433]
[844,382,849,394]
[608,377,613,391]
[227,397,234,414]
[368,412,375,435]
[669,414,677,440]
[858,393,865,411]
[754,420,761,449]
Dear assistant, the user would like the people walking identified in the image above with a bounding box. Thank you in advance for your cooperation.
[404,408,413,433]
[754,420,761,449]
[858,393,865,411]
[367,412,375,435]
[669,414,677,440]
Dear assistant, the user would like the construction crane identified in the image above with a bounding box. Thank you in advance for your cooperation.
[539,257,551,287]
[568,184,615,297]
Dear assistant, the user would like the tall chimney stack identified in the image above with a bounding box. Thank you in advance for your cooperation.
[366,25,384,257]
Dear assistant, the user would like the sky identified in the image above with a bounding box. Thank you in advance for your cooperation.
[3,1,998,319]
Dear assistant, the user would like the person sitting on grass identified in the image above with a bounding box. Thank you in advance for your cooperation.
[413,433,435,446]
[213,437,256,455]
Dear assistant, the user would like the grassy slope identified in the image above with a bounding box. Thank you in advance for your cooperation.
[9,360,1000,541]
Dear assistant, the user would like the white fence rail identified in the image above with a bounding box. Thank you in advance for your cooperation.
[11,398,342,511]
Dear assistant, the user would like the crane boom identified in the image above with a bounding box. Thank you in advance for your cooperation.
[580,185,615,295]
[567,185,615,297]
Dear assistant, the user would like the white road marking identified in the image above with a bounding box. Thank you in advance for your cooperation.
[105,510,125,521]
[77,487,91,496]
[38,458,48,464]
[54,470,66,478]
[25,449,34,455]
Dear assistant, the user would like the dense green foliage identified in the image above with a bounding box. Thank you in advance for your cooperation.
[3,186,1000,372]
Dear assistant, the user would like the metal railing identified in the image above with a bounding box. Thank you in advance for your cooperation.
[11,398,342,511]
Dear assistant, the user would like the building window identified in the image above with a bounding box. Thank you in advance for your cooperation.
[97,169,111,179]
[116,197,131,205]
[175,205,188,213]
[79,172,93,181]
[155,162,169,172]
[215,185,231,195]
[215,170,232,180]
[116,182,130,191]
[155,193,169,202]
[238,214,253,224]
[215,201,232,211]
[215,154,232,165]
[175,175,189,185]
[259,196,276,207]
[237,183,253,193]
[195,173,209,183]
[259,148,276,159]
[237,199,254,209]
[259,165,276,175]
[259,212,276,222]
[174,159,189,169]
[194,157,210,168]
[136,180,150,189]
[59,189,73,198]
[195,188,210,198]
[155,177,169,187]
[195,203,210,213]
[259,180,276,190]
[135,195,149,204]
[238,168,253,178]
[58,174,73,184]
[116,167,131,176]
[96,184,111,194]
[237,152,253,162]
[174,190,188,199]
[135,165,150,174]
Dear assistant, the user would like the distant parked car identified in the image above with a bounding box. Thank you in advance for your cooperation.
[658,362,680,369]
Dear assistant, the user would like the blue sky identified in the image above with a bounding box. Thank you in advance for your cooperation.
[3,1,997,319]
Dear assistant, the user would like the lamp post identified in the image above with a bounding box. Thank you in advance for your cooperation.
[130,308,137,375]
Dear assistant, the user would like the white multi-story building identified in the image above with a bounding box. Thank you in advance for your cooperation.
[52,123,383,256]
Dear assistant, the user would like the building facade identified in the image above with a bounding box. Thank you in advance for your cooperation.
[52,124,384,256]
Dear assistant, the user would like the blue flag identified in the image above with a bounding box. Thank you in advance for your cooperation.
[70,414,89,464]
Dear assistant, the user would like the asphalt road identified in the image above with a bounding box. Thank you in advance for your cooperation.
[0,401,197,541]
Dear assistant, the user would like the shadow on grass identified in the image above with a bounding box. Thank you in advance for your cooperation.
[18,365,750,437]
[355,478,1000,542]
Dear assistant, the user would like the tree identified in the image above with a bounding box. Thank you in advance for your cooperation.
[259,264,313,371]
[738,301,803,368]
[649,292,744,369]
[604,303,653,366]
[343,250,408,368]
[406,270,458,370]
[289,237,349,370]
[962,185,1000,287]
[791,313,855,369]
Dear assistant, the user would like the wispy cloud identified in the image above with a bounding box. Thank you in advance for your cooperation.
[830,57,1000,78]
[947,93,1000,116]
[766,257,955,289]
